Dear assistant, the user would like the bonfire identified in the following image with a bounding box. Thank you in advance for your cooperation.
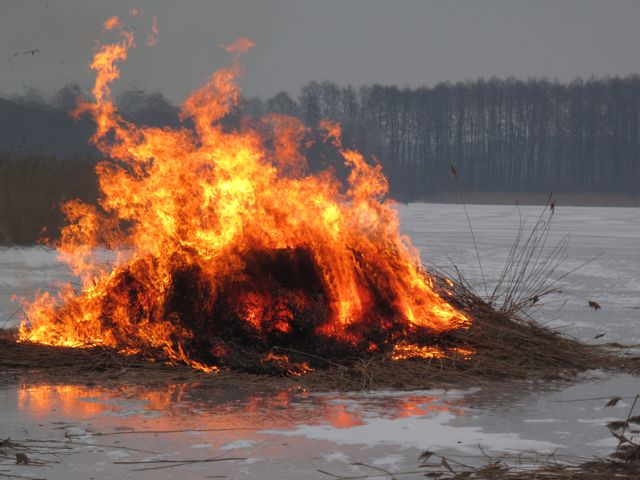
[8,17,636,386]
[16,17,469,372]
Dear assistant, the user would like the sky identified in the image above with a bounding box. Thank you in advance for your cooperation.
[2,0,640,103]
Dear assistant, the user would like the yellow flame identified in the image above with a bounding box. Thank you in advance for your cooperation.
[18,20,470,371]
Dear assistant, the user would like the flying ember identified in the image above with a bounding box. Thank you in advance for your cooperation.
[18,17,470,371]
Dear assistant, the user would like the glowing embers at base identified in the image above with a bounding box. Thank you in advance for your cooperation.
[390,342,475,361]
[260,352,313,376]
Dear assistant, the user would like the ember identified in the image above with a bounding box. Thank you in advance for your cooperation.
[18,17,469,371]
[390,343,474,361]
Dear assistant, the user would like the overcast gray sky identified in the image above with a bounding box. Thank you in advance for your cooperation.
[2,0,640,103]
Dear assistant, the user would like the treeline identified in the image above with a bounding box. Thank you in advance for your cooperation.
[0,86,179,158]
[3,76,640,198]
[246,76,640,199]
[1,76,639,244]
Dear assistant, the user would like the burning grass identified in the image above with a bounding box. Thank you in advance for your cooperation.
[3,270,637,391]
[4,17,638,390]
[17,18,470,372]
[296,271,639,390]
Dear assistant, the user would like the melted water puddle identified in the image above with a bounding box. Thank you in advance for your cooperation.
[3,374,635,479]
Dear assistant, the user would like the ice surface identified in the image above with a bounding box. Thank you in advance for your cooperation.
[396,203,640,344]
[0,203,638,478]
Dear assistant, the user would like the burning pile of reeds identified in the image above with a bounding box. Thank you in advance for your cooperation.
[4,17,639,389]
[305,270,638,390]
[3,263,637,390]
[15,18,471,374]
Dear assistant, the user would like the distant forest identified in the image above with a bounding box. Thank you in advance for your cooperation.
[1,76,639,244]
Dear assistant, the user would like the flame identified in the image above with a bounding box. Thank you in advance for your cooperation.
[390,343,474,361]
[146,15,158,47]
[103,16,121,31]
[18,21,470,370]
[261,352,313,376]
[222,37,255,54]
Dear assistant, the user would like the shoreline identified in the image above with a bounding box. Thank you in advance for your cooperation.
[411,191,640,207]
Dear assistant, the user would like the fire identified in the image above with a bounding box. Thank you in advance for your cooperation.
[261,352,312,376]
[18,18,470,370]
[146,15,159,47]
[390,343,474,361]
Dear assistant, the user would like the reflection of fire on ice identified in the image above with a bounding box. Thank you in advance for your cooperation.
[18,16,469,371]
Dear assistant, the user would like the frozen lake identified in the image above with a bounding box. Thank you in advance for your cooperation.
[0,203,638,479]
[397,203,640,345]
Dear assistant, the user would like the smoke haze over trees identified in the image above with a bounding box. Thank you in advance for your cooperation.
[1,75,639,243]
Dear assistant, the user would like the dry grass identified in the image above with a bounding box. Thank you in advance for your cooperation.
[415,452,640,480]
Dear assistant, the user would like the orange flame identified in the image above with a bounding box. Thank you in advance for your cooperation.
[103,16,121,31]
[146,15,159,47]
[222,37,255,54]
[18,23,470,370]
[390,343,474,361]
